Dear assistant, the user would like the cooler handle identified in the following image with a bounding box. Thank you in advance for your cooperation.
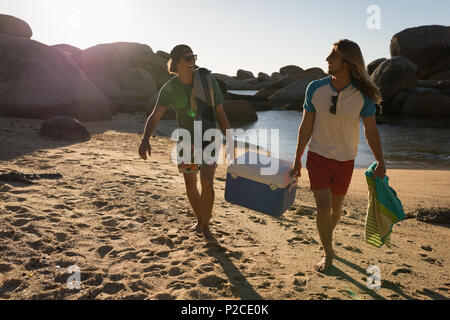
[289,177,298,191]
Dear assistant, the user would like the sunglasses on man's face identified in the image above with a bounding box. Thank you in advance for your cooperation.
[330,94,339,115]
[182,54,197,62]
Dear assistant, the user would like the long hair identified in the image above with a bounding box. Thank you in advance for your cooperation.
[334,39,382,104]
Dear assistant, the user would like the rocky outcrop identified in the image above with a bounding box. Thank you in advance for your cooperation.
[401,88,450,116]
[0,14,32,38]
[223,100,258,124]
[420,56,450,80]
[258,72,271,82]
[80,42,171,89]
[223,78,254,90]
[52,44,82,65]
[428,70,450,81]
[236,69,255,80]
[212,73,232,82]
[39,116,90,141]
[82,65,158,113]
[367,58,387,75]
[156,50,170,61]
[371,56,419,105]
[256,68,326,99]
[390,25,450,70]
[0,34,112,121]
[79,42,167,113]
[268,68,327,105]
[279,65,303,76]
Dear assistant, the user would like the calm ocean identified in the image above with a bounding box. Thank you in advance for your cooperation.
[229,90,450,169]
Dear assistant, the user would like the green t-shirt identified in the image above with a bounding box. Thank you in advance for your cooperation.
[156,75,224,136]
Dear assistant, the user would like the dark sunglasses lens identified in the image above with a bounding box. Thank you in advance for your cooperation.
[183,55,197,62]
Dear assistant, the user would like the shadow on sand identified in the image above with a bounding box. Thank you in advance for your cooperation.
[331,255,417,300]
[203,239,263,300]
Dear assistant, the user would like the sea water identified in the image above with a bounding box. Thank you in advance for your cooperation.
[228,91,450,169]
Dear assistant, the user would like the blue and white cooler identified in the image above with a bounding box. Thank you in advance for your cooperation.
[225,152,298,217]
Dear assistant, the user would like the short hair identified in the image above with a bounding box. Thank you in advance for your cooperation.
[167,44,193,74]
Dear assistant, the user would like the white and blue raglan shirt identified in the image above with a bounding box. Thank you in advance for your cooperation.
[303,76,376,161]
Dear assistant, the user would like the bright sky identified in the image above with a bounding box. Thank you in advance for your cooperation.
[1,0,449,76]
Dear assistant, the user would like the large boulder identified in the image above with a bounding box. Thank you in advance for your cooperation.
[223,100,258,124]
[52,44,82,66]
[428,70,450,81]
[236,69,255,80]
[420,56,450,80]
[82,65,158,113]
[39,116,90,141]
[271,72,288,82]
[401,88,450,116]
[390,25,450,70]
[212,73,232,82]
[79,42,167,112]
[391,92,409,114]
[224,78,254,90]
[258,72,271,82]
[367,58,387,75]
[0,14,32,38]
[279,65,303,76]
[268,68,327,105]
[0,34,112,121]
[156,50,170,61]
[256,68,325,98]
[371,56,418,104]
[80,42,171,89]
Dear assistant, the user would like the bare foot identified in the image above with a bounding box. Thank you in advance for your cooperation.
[191,222,201,232]
[314,255,334,273]
[201,226,215,242]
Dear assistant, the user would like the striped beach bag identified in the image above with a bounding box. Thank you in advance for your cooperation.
[365,162,405,248]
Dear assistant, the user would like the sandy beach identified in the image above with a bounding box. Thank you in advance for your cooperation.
[0,112,449,300]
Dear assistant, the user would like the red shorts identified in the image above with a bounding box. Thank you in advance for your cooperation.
[306,151,354,195]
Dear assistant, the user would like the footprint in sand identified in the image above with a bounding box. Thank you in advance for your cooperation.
[167,280,196,290]
[422,257,444,267]
[249,215,267,225]
[392,268,412,276]
[54,232,68,242]
[101,218,121,228]
[154,293,176,300]
[343,245,363,254]
[143,264,166,273]
[198,274,227,288]
[129,280,153,293]
[97,245,114,258]
[5,205,29,214]
[168,266,185,276]
[150,236,175,249]
[10,218,32,227]
[101,282,126,295]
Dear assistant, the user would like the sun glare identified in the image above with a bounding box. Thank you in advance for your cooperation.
[51,0,141,49]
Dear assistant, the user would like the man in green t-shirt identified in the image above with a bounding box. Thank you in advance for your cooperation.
[139,44,233,241]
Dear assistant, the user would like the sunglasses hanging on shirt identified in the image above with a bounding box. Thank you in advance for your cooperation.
[330,93,339,115]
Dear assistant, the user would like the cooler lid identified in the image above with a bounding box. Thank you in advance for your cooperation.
[227,152,296,189]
